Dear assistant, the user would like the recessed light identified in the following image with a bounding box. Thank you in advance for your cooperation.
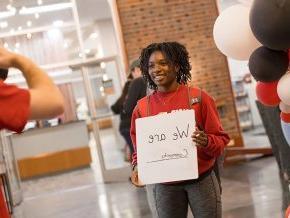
[34,13,39,19]
[19,3,73,14]
[89,32,98,39]
[53,20,63,27]
[6,4,12,10]
[26,33,32,39]
[63,42,68,48]
[37,0,43,5]
[0,9,16,19]
[18,26,22,31]
[26,20,32,27]
[102,74,108,80]
[0,21,8,29]
[100,62,106,69]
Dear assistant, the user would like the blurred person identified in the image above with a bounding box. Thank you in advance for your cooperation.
[0,47,64,133]
[130,42,229,218]
[111,60,146,160]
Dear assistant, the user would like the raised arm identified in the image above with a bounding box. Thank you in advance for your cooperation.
[0,47,64,120]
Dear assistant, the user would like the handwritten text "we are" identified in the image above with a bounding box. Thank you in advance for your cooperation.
[148,124,190,143]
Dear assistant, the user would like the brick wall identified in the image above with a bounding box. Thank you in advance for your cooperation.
[116,0,243,146]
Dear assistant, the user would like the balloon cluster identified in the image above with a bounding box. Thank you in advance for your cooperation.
[213,0,290,145]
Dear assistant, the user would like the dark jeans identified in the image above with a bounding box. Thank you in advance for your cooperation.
[119,128,134,156]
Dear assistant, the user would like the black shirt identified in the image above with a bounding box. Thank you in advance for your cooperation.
[120,77,147,130]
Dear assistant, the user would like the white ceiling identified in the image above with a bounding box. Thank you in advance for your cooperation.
[0,0,112,35]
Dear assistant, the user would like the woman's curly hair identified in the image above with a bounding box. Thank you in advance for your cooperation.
[139,41,192,90]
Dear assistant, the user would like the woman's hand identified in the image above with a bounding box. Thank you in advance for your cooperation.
[191,129,208,147]
[130,166,145,187]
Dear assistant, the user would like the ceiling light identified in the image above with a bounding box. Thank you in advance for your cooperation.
[18,26,22,30]
[15,42,20,48]
[26,33,32,39]
[78,53,83,58]
[34,13,39,19]
[102,74,108,80]
[19,2,73,15]
[53,20,64,27]
[47,29,61,40]
[37,0,43,5]
[89,32,98,39]
[3,42,8,48]
[6,4,12,10]
[100,62,106,69]
[63,42,68,48]
[0,9,16,19]
[26,20,32,27]
[0,21,8,29]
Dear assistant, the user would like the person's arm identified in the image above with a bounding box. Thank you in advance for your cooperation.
[0,48,64,120]
[111,81,131,114]
[123,78,143,115]
[130,106,139,166]
[130,106,144,187]
[111,97,123,114]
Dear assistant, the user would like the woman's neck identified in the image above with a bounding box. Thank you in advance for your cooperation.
[158,82,179,92]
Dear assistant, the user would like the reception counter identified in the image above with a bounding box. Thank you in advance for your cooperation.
[9,121,91,180]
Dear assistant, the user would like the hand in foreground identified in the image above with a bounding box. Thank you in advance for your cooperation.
[130,166,145,187]
[191,129,208,147]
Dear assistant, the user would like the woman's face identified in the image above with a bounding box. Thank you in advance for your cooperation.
[148,51,178,91]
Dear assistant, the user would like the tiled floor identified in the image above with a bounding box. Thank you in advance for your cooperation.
[13,156,283,218]
[12,126,285,218]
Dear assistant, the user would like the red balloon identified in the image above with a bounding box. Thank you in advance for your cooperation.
[281,112,290,123]
[285,205,290,218]
[256,81,280,106]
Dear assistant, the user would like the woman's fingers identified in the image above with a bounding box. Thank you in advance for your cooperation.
[131,170,145,187]
[192,130,208,147]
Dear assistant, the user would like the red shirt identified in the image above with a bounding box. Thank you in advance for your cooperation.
[130,85,230,175]
[0,81,30,133]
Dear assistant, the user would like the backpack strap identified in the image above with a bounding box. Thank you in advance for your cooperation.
[187,86,203,130]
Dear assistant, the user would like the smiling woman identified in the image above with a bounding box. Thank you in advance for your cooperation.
[130,41,230,218]
[140,42,191,92]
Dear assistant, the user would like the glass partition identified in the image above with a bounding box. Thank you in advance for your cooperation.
[0,0,129,183]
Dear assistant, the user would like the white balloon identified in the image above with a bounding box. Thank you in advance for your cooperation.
[278,72,290,105]
[213,4,261,60]
[238,0,254,7]
[279,101,290,114]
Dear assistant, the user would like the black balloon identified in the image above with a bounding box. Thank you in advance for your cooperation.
[250,0,290,50]
[249,46,288,82]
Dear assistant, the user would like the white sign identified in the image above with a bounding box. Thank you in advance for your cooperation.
[136,110,198,184]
